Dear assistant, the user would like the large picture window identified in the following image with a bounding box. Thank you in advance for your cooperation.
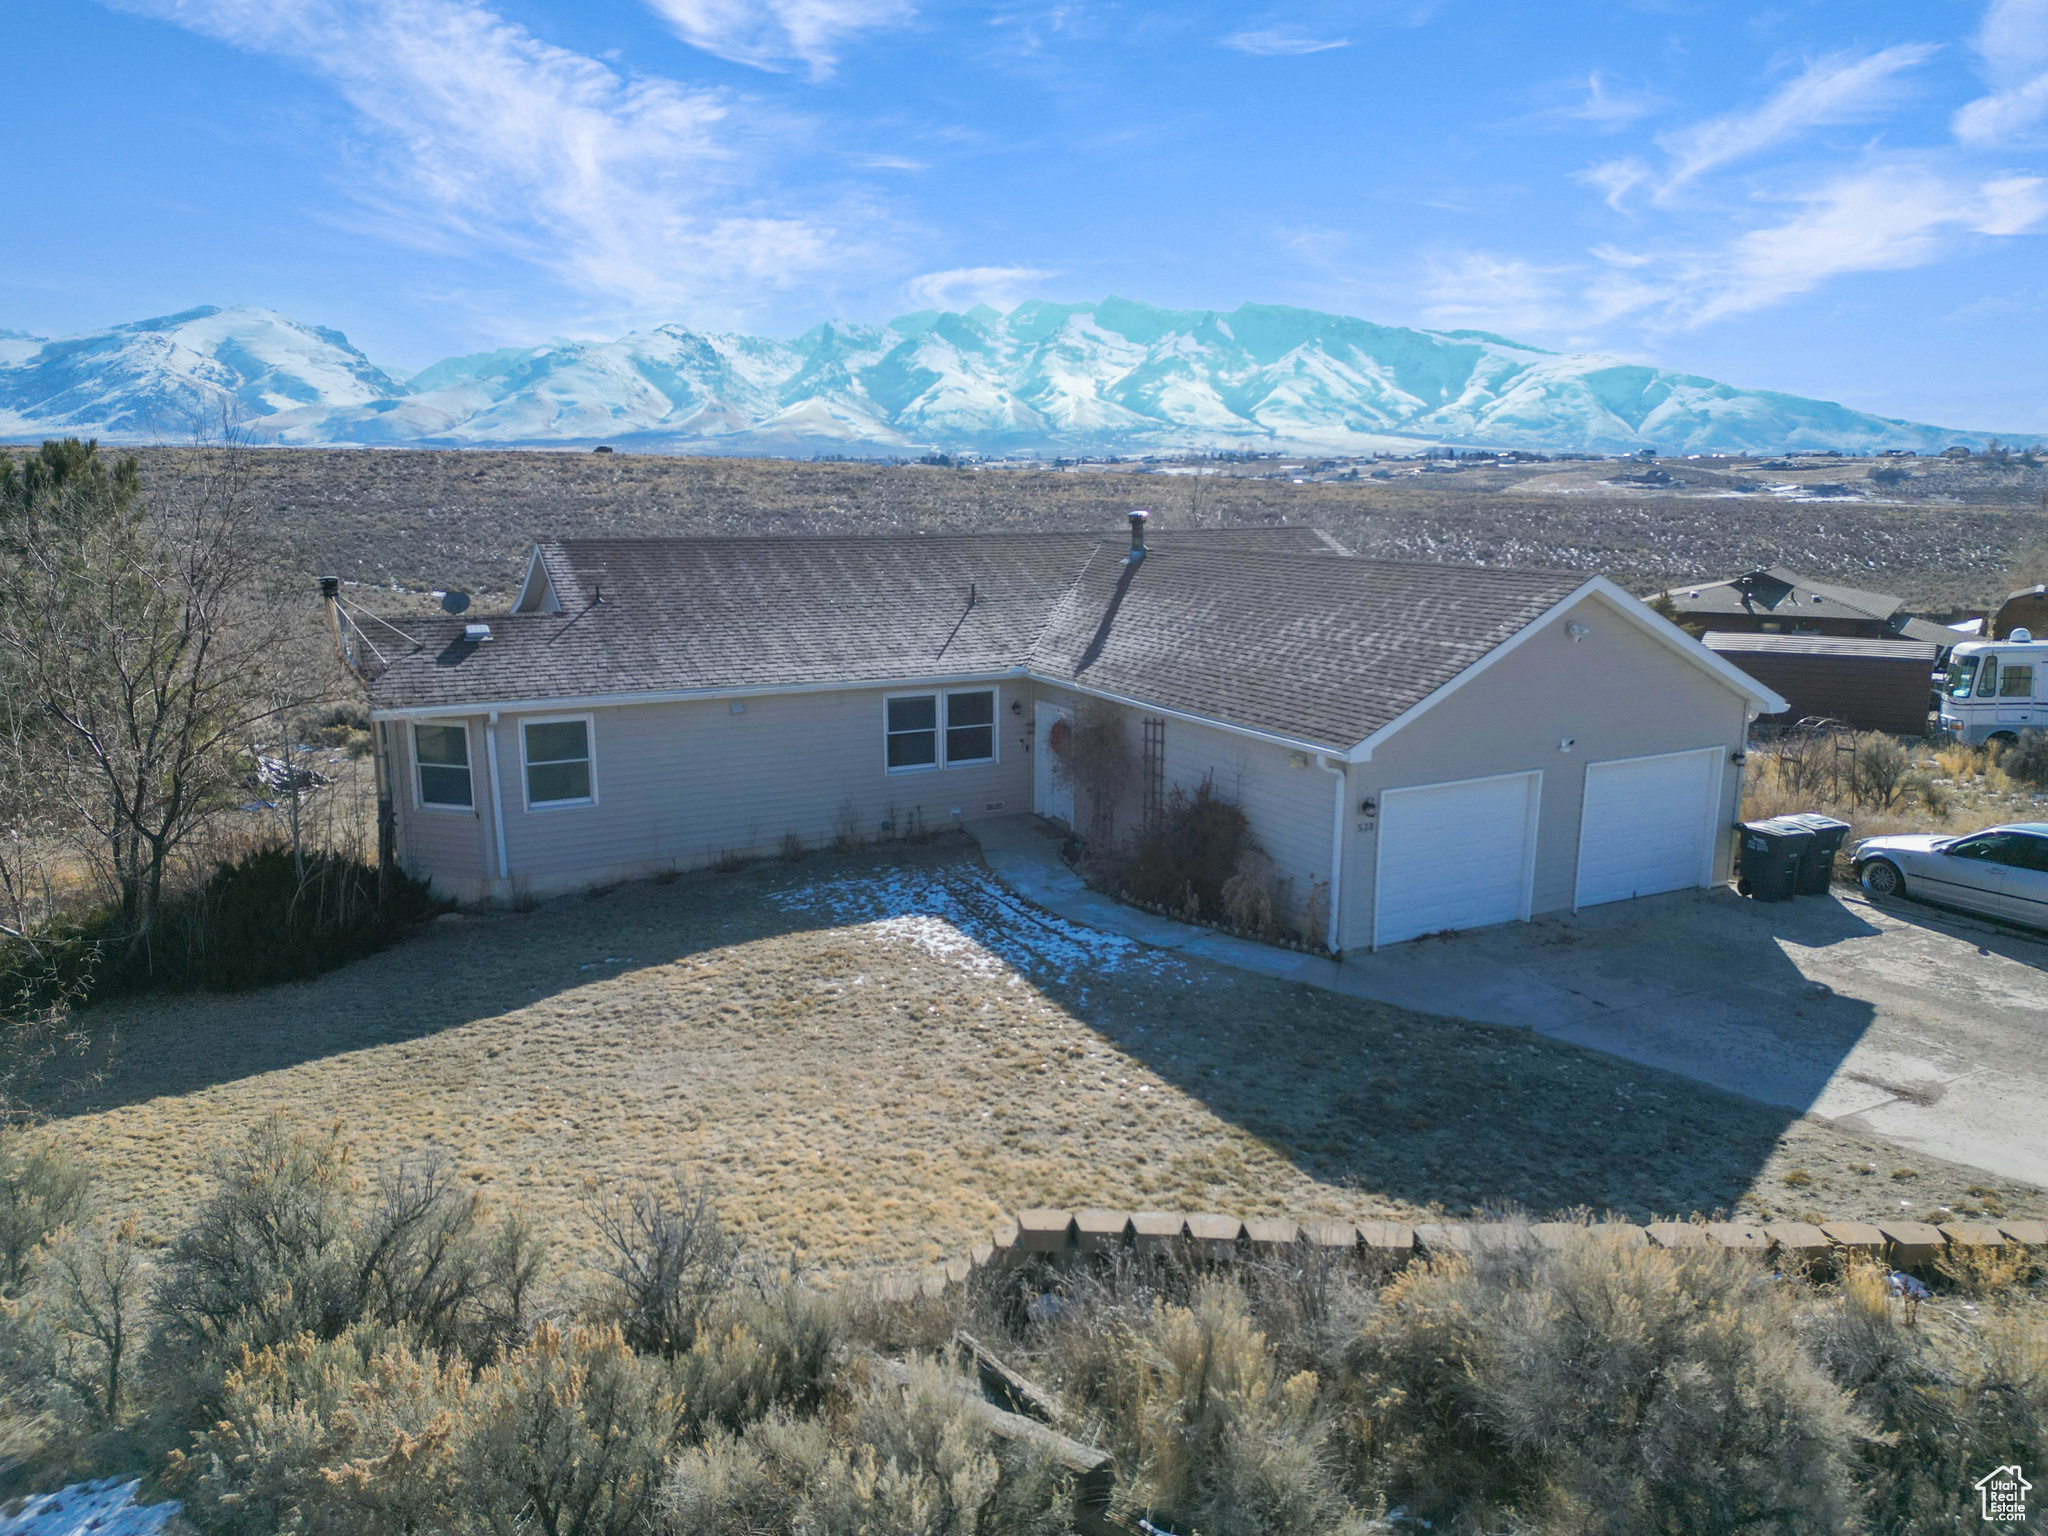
[523,717,594,808]
[414,723,473,809]
[886,695,938,770]
[945,689,996,765]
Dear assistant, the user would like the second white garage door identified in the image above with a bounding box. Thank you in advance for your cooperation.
[1575,747,1722,908]
[1373,771,1540,947]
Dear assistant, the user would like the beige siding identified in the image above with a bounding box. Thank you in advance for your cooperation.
[1030,685,1339,928]
[1338,593,1750,951]
[400,682,1033,901]
[388,717,491,895]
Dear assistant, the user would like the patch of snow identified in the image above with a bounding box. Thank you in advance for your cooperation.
[771,864,1178,986]
[0,1480,180,1535]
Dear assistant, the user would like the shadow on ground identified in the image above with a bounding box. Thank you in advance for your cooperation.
[45,837,2038,1226]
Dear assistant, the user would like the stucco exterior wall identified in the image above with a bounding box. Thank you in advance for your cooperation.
[388,681,1034,902]
[1336,593,1752,952]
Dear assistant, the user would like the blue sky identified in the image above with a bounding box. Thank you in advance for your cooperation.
[6,0,2047,429]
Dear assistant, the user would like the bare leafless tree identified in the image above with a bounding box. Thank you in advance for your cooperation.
[0,436,323,949]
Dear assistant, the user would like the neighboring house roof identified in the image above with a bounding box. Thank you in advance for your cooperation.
[1892,615,1965,647]
[1702,632,1937,662]
[360,527,1784,752]
[1660,566,1904,625]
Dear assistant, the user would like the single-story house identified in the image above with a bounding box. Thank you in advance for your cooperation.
[1657,566,1957,649]
[344,517,1786,953]
[1702,632,1938,735]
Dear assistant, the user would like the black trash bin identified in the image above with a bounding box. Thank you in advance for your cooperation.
[1778,813,1853,894]
[1737,818,1813,902]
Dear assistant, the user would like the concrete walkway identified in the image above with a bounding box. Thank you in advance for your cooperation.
[966,814,2048,1189]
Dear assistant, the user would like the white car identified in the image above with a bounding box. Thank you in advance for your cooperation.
[1851,823,2048,930]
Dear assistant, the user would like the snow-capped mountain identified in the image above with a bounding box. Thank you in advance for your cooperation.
[0,299,2007,456]
[0,306,404,441]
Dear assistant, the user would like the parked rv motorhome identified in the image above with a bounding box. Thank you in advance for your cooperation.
[1939,634,2048,744]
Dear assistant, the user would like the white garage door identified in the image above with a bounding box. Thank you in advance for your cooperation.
[1575,747,1722,909]
[1373,772,1540,947]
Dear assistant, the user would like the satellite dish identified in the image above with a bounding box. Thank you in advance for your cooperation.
[440,591,471,615]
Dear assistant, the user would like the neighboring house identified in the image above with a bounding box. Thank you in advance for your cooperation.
[346,517,1784,953]
[1657,566,1956,648]
[1702,633,1938,735]
[1991,582,2048,640]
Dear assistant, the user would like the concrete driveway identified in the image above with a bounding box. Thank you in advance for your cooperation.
[1331,887,2048,1188]
[969,817,2048,1189]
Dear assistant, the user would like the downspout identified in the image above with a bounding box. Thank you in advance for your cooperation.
[1315,755,1346,958]
[485,711,510,896]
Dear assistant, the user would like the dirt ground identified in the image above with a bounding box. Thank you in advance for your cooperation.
[87,445,2048,614]
[44,839,2041,1276]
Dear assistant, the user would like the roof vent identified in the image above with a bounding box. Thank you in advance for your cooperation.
[1127,509,1149,563]
[464,622,493,644]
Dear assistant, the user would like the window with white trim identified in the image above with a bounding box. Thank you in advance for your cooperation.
[945,689,996,765]
[414,723,473,809]
[523,717,594,807]
[886,694,938,770]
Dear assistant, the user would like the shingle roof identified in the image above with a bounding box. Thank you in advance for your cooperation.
[1702,632,1936,662]
[1661,567,1902,624]
[362,528,1331,713]
[1030,547,1586,748]
[361,527,1594,750]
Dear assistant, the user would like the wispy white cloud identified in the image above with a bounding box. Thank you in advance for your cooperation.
[644,0,914,78]
[1427,162,2048,337]
[1420,251,1578,336]
[1577,156,1652,210]
[1601,162,2048,325]
[1568,71,1662,130]
[902,265,1057,311]
[104,0,875,320]
[1222,28,1349,56]
[1651,44,1939,198]
[1955,0,2048,143]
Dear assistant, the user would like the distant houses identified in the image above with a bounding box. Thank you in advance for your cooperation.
[1656,566,1952,733]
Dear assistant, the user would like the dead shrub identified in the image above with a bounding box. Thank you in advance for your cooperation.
[1220,847,1278,936]
[1849,733,1911,809]
[589,1172,738,1358]
[1051,704,1132,842]
[0,1130,90,1297]
[146,1120,523,1424]
[778,831,806,862]
[2004,728,2048,787]
[169,1323,470,1536]
[1347,1230,1863,1534]
[658,1357,1071,1536]
[1122,776,1256,923]
[461,1319,685,1536]
[1808,1261,2048,1533]
[677,1286,848,1437]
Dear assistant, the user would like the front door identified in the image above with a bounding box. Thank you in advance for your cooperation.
[1033,702,1075,826]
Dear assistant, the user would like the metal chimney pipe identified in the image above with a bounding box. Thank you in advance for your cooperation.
[1128,509,1149,563]
[318,575,355,667]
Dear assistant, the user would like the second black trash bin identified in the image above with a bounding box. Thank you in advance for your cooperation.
[1779,813,1853,894]
[1737,819,1813,902]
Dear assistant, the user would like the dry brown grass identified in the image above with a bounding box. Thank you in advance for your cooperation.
[39,841,2041,1275]
[1741,735,2048,853]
